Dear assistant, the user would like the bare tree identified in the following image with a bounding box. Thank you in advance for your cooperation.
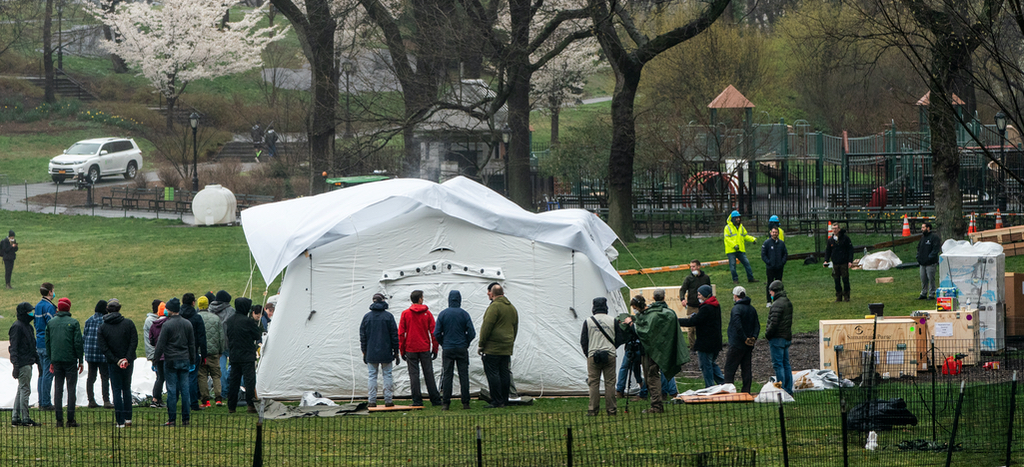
[587,0,732,241]
[43,0,55,103]
[0,0,41,62]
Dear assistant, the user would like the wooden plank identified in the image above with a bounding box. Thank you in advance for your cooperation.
[679,392,755,404]
[367,405,425,412]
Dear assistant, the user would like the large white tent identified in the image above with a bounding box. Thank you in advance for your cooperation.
[241,177,629,399]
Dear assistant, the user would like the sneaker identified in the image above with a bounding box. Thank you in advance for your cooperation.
[182,420,190,426]
[56,421,64,428]
[104,402,114,409]
[125,420,132,427]
[228,408,236,413]
[22,419,40,427]
[367,402,377,408]
[87,401,99,409]
[215,400,223,407]
[917,294,929,300]
[163,421,176,427]
[440,404,450,411]
[586,410,597,416]
[385,402,394,408]
[203,401,211,408]
[766,303,772,308]
[41,405,56,411]
[66,421,79,428]
[615,391,624,398]
[462,403,471,410]
[11,420,20,427]
[116,424,126,428]
[192,405,204,411]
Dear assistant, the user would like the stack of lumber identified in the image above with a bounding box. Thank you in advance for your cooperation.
[969,225,1024,256]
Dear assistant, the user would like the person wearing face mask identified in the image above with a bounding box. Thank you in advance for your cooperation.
[9,302,40,426]
[679,260,711,349]
[761,227,788,308]
[676,285,724,388]
[823,224,854,302]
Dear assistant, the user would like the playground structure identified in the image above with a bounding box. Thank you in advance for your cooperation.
[553,87,1023,235]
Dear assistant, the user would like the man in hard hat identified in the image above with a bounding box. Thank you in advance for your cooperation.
[723,211,758,285]
[767,215,785,241]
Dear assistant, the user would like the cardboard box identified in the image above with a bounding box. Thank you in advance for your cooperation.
[630,285,715,343]
[936,297,958,311]
[1006,273,1024,336]
[819,318,918,377]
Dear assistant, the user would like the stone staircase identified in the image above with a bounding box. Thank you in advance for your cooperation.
[23,70,99,102]
[215,141,307,163]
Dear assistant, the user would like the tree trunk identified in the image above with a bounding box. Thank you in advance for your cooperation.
[504,0,533,209]
[102,1,127,73]
[930,38,969,239]
[165,94,176,130]
[43,0,55,103]
[550,105,560,146]
[606,66,641,242]
[309,37,337,186]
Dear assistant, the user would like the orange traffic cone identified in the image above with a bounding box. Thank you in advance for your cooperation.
[968,213,977,234]
[827,220,833,235]
[902,215,911,237]
[996,209,1003,229]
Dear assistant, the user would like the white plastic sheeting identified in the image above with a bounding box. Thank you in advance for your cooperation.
[0,358,155,408]
[859,250,903,271]
[241,177,629,399]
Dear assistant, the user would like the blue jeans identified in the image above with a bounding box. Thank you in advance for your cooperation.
[769,338,793,394]
[367,362,394,404]
[219,354,229,400]
[36,348,53,407]
[188,366,199,408]
[108,363,133,425]
[616,349,642,393]
[164,359,191,423]
[727,252,755,282]
[697,351,725,387]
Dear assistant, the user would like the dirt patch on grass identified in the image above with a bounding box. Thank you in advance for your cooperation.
[677,332,821,382]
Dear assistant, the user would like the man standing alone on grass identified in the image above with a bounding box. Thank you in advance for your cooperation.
[917,222,941,300]
[677,285,724,388]
[765,281,794,395]
[35,282,57,411]
[10,302,39,426]
[46,297,83,427]
[679,259,711,347]
[399,290,441,407]
[361,293,399,408]
[98,298,138,428]
[580,297,622,416]
[433,290,475,411]
[1,230,17,289]
[824,225,854,302]
[723,211,758,284]
[723,287,759,394]
[153,298,195,426]
[761,227,788,307]
[479,284,518,409]
[225,297,263,414]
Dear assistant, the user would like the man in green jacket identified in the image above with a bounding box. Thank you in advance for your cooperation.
[478,284,518,409]
[197,295,224,407]
[46,297,84,427]
[623,289,689,414]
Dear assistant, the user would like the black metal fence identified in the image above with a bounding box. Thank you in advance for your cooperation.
[1,343,1020,466]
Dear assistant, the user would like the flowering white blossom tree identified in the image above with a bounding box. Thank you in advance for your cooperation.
[531,37,601,145]
[91,0,289,128]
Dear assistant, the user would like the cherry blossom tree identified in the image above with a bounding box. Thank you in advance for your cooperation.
[531,37,601,145]
[91,0,288,128]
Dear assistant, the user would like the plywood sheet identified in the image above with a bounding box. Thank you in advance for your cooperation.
[819,319,918,377]
[679,392,755,404]
[911,310,980,365]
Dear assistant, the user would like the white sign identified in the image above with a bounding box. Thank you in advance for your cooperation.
[934,322,954,337]
[887,351,904,365]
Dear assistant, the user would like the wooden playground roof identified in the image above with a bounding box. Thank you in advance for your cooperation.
[708,85,755,109]
[916,91,965,106]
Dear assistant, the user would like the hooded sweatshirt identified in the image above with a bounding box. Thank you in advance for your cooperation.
[224,297,263,363]
[9,303,38,370]
[433,291,476,350]
[153,311,195,364]
[180,303,207,362]
[727,297,761,348]
[360,300,399,363]
[580,297,620,357]
[98,312,138,365]
[677,295,723,353]
[399,303,438,355]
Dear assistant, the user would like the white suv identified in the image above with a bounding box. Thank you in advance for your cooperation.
[49,137,143,184]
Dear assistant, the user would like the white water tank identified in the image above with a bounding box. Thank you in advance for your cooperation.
[192,184,237,226]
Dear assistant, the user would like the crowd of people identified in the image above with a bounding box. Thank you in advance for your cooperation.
[7,282,276,427]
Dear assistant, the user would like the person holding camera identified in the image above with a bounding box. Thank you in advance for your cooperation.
[1,230,17,289]
[580,297,622,416]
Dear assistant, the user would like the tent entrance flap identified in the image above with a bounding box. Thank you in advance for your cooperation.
[380,260,503,283]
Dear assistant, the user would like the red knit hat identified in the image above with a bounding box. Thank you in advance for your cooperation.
[57,297,71,312]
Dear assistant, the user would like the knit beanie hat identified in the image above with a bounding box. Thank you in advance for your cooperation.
[215,290,232,303]
[107,298,121,313]
[197,296,209,310]
[165,298,181,313]
[157,302,166,317]
[204,292,216,304]
[697,285,713,298]
[57,297,71,312]
[8,230,13,237]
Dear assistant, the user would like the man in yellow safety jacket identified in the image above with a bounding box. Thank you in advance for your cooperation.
[723,211,758,284]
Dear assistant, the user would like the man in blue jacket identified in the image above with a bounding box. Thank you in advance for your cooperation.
[360,293,399,408]
[434,290,476,410]
[35,282,57,411]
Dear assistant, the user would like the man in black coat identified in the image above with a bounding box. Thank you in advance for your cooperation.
[679,260,711,348]
[677,285,724,388]
[917,222,942,300]
[153,298,195,426]
[824,225,854,302]
[98,298,138,427]
[723,287,760,394]
[1,230,17,289]
[9,302,39,426]
[225,297,263,414]
[765,281,794,395]
[180,293,207,411]
[761,227,788,307]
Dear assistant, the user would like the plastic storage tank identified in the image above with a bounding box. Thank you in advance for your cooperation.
[191,185,237,226]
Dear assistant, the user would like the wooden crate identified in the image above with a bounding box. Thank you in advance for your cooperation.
[911,310,980,365]
[819,319,918,377]
[878,316,930,371]
[629,285,716,319]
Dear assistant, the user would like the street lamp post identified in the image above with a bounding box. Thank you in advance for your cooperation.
[501,124,511,194]
[996,111,1007,211]
[189,112,200,192]
[341,61,355,138]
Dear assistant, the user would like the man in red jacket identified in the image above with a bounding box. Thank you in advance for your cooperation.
[399,290,441,406]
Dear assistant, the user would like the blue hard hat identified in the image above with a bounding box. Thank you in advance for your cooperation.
[730,210,741,218]
[769,215,779,223]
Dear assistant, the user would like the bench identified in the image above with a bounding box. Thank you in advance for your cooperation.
[101,187,129,208]
[236,194,275,212]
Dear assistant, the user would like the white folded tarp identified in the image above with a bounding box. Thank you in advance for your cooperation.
[859,250,903,271]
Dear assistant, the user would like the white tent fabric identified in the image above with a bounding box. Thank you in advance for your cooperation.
[241,177,629,399]
[0,358,156,408]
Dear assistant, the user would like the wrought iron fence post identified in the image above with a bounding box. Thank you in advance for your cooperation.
[931,336,937,443]
[945,381,966,467]
[476,426,483,467]
[252,421,263,467]
[777,392,789,467]
[841,398,849,467]
[1007,371,1018,467]
[566,426,573,467]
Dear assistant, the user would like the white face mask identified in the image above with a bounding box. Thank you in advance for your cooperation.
[691,269,699,276]
[698,298,704,304]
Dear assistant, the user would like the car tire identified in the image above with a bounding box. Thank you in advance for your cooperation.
[88,165,101,184]
[124,161,138,180]
[52,175,65,184]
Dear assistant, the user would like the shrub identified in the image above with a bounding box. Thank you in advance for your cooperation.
[156,164,184,190]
